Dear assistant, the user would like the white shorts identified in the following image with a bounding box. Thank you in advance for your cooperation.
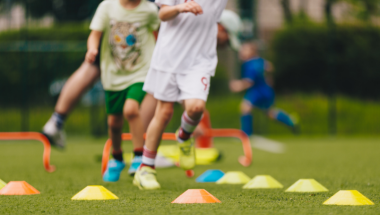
[143,69,211,102]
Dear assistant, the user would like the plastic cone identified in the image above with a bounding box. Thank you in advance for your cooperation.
[323,190,374,205]
[0,181,40,195]
[285,179,328,192]
[172,189,221,204]
[216,171,250,184]
[71,186,118,200]
[243,175,283,189]
[196,170,225,183]
[0,179,7,190]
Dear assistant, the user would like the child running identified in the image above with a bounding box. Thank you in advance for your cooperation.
[87,0,159,181]
[133,0,228,190]
[229,42,299,136]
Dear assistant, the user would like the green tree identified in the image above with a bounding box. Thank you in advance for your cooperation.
[0,0,102,21]
[280,0,293,24]
[345,0,380,22]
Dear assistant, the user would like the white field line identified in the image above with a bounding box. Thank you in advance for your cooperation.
[250,135,286,154]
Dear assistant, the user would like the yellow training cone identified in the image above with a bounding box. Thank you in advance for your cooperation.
[0,179,7,190]
[71,186,118,200]
[285,179,328,192]
[243,175,283,189]
[216,171,250,184]
[323,190,374,206]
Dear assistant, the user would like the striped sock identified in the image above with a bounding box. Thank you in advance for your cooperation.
[178,112,201,142]
[141,146,157,169]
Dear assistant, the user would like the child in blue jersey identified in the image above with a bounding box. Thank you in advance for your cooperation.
[230,42,298,135]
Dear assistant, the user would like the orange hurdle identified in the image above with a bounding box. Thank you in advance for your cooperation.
[0,132,55,172]
[101,130,252,175]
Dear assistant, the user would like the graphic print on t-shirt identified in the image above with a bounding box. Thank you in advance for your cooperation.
[109,20,141,70]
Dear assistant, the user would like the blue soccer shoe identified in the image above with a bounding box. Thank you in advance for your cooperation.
[103,159,126,182]
[128,156,142,176]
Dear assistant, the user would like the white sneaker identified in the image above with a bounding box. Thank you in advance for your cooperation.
[133,166,161,190]
[42,117,66,149]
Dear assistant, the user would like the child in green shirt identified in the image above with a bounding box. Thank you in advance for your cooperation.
[86,0,159,182]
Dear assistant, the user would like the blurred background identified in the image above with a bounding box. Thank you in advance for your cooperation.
[1,0,380,137]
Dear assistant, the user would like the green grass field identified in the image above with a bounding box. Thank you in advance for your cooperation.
[2,94,380,136]
[1,136,380,214]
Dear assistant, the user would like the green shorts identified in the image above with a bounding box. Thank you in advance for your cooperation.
[105,82,146,114]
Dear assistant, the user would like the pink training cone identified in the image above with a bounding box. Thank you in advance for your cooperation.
[172,189,221,204]
[0,181,40,195]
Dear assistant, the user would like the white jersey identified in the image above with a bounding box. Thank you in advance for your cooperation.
[151,0,228,76]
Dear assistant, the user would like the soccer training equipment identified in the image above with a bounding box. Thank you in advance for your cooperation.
[0,181,40,195]
[133,166,161,190]
[172,189,221,204]
[0,179,7,190]
[196,170,225,183]
[285,179,328,192]
[216,171,251,184]
[323,190,374,206]
[102,159,126,182]
[42,117,66,149]
[128,155,142,176]
[71,186,118,200]
[243,175,283,189]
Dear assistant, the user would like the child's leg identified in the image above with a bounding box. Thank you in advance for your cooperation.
[107,115,124,161]
[268,108,295,127]
[178,99,205,142]
[43,62,100,148]
[140,93,157,131]
[240,100,253,136]
[142,101,175,169]
[124,99,144,154]
[103,114,126,182]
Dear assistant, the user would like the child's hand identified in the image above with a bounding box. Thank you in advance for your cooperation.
[229,80,242,93]
[176,1,203,16]
[85,48,98,64]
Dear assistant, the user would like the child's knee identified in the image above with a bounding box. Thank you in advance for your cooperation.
[240,101,252,114]
[187,101,205,117]
[157,105,174,122]
[108,116,123,131]
[124,106,140,121]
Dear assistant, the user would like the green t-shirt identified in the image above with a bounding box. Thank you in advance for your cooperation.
[90,0,159,91]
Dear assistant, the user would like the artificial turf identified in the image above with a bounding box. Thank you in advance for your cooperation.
[0,136,379,214]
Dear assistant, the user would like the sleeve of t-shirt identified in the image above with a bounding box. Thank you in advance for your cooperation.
[89,2,108,31]
[155,0,176,7]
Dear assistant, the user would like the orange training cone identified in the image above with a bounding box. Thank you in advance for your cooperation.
[0,181,40,195]
[172,189,221,204]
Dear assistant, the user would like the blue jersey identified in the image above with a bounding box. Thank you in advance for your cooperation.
[242,58,275,109]
[242,57,269,90]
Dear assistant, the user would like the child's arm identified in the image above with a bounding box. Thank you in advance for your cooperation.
[85,30,103,64]
[265,61,274,73]
[159,1,203,21]
[229,79,254,93]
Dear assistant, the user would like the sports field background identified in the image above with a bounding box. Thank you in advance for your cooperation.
[0,136,379,214]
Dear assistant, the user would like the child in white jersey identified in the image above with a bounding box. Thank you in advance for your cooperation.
[87,0,159,182]
[133,0,228,190]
